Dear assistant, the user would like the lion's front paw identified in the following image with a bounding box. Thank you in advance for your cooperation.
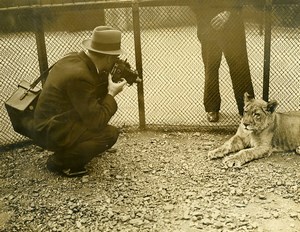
[207,149,226,160]
[223,156,243,168]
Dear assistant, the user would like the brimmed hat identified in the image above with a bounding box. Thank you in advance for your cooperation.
[82,26,127,55]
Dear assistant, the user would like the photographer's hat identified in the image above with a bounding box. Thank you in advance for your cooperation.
[82,26,127,55]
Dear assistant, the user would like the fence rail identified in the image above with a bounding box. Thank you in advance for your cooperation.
[1,0,299,147]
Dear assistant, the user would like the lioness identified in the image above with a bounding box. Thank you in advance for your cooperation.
[208,92,300,168]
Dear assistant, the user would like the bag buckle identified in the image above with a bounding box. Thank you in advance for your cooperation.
[19,89,29,100]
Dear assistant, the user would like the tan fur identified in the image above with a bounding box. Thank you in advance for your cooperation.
[208,93,300,168]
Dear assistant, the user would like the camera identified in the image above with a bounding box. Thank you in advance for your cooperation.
[111,59,141,85]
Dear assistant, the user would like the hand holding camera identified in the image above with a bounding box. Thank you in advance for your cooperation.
[107,73,127,97]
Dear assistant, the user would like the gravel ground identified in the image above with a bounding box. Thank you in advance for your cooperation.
[1,129,300,232]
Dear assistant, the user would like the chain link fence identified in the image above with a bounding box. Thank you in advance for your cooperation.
[0,0,299,147]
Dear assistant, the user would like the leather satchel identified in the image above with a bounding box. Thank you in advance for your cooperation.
[5,65,53,139]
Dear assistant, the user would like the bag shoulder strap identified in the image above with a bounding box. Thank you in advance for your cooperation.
[29,64,55,89]
[29,53,77,89]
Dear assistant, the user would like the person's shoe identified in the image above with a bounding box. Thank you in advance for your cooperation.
[46,155,64,173]
[106,148,118,153]
[207,112,219,122]
[46,155,87,177]
[62,167,88,177]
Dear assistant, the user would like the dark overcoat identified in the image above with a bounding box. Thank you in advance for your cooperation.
[34,51,117,150]
[190,0,241,32]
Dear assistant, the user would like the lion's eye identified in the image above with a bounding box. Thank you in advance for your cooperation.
[254,113,261,117]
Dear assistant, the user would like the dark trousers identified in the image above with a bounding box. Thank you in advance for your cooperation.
[197,13,255,115]
[53,125,119,169]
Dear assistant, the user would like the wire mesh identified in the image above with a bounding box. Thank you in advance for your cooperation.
[0,1,299,147]
[269,4,300,111]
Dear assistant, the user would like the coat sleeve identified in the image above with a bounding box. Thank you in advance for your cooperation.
[221,0,241,8]
[66,78,117,131]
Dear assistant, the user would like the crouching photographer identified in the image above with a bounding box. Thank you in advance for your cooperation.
[33,26,140,177]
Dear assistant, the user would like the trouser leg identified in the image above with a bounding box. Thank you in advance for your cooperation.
[199,35,223,112]
[54,125,119,169]
[218,14,255,115]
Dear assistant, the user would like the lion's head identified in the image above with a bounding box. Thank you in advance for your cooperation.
[241,93,278,132]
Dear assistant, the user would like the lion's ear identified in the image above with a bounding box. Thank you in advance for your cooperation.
[267,100,278,113]
[244,92,253,103]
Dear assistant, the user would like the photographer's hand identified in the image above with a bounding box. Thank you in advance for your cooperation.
[107,73,127,97]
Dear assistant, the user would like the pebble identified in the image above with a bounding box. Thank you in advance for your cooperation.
[82,176,89,183]
[182,210,191,220]
[192,211,203,217]
[289,212,298,218]
[272,212,279,218]
[262,212,272,219]
[129,218,143,226]
[215,221,223,229]
[163,204,174,211]
[75,221,82,228]
[116,175,123,179]
[258,194,267,200]
[235,203,246,208]
[201,218,212,225]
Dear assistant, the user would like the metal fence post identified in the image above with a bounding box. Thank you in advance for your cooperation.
[33,10,49,86]
[263,0,272,101]
[132,0,146,129]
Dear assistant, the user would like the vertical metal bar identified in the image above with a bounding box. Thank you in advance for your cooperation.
[132,0,146,129]
[263,0,272,101]
[33,10,49,86]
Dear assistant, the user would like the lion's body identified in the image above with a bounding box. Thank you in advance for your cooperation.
[208,94,300,168]
[271,111,300,152]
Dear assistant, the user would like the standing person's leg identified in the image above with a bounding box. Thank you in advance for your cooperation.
[199,35,223,115]
[220,14,255,115]
[48,125,119,175]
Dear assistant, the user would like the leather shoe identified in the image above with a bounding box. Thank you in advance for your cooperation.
[47,155,87,177]
[207,112,219,122]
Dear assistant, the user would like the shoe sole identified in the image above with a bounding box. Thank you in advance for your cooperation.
[62,168,88,177]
